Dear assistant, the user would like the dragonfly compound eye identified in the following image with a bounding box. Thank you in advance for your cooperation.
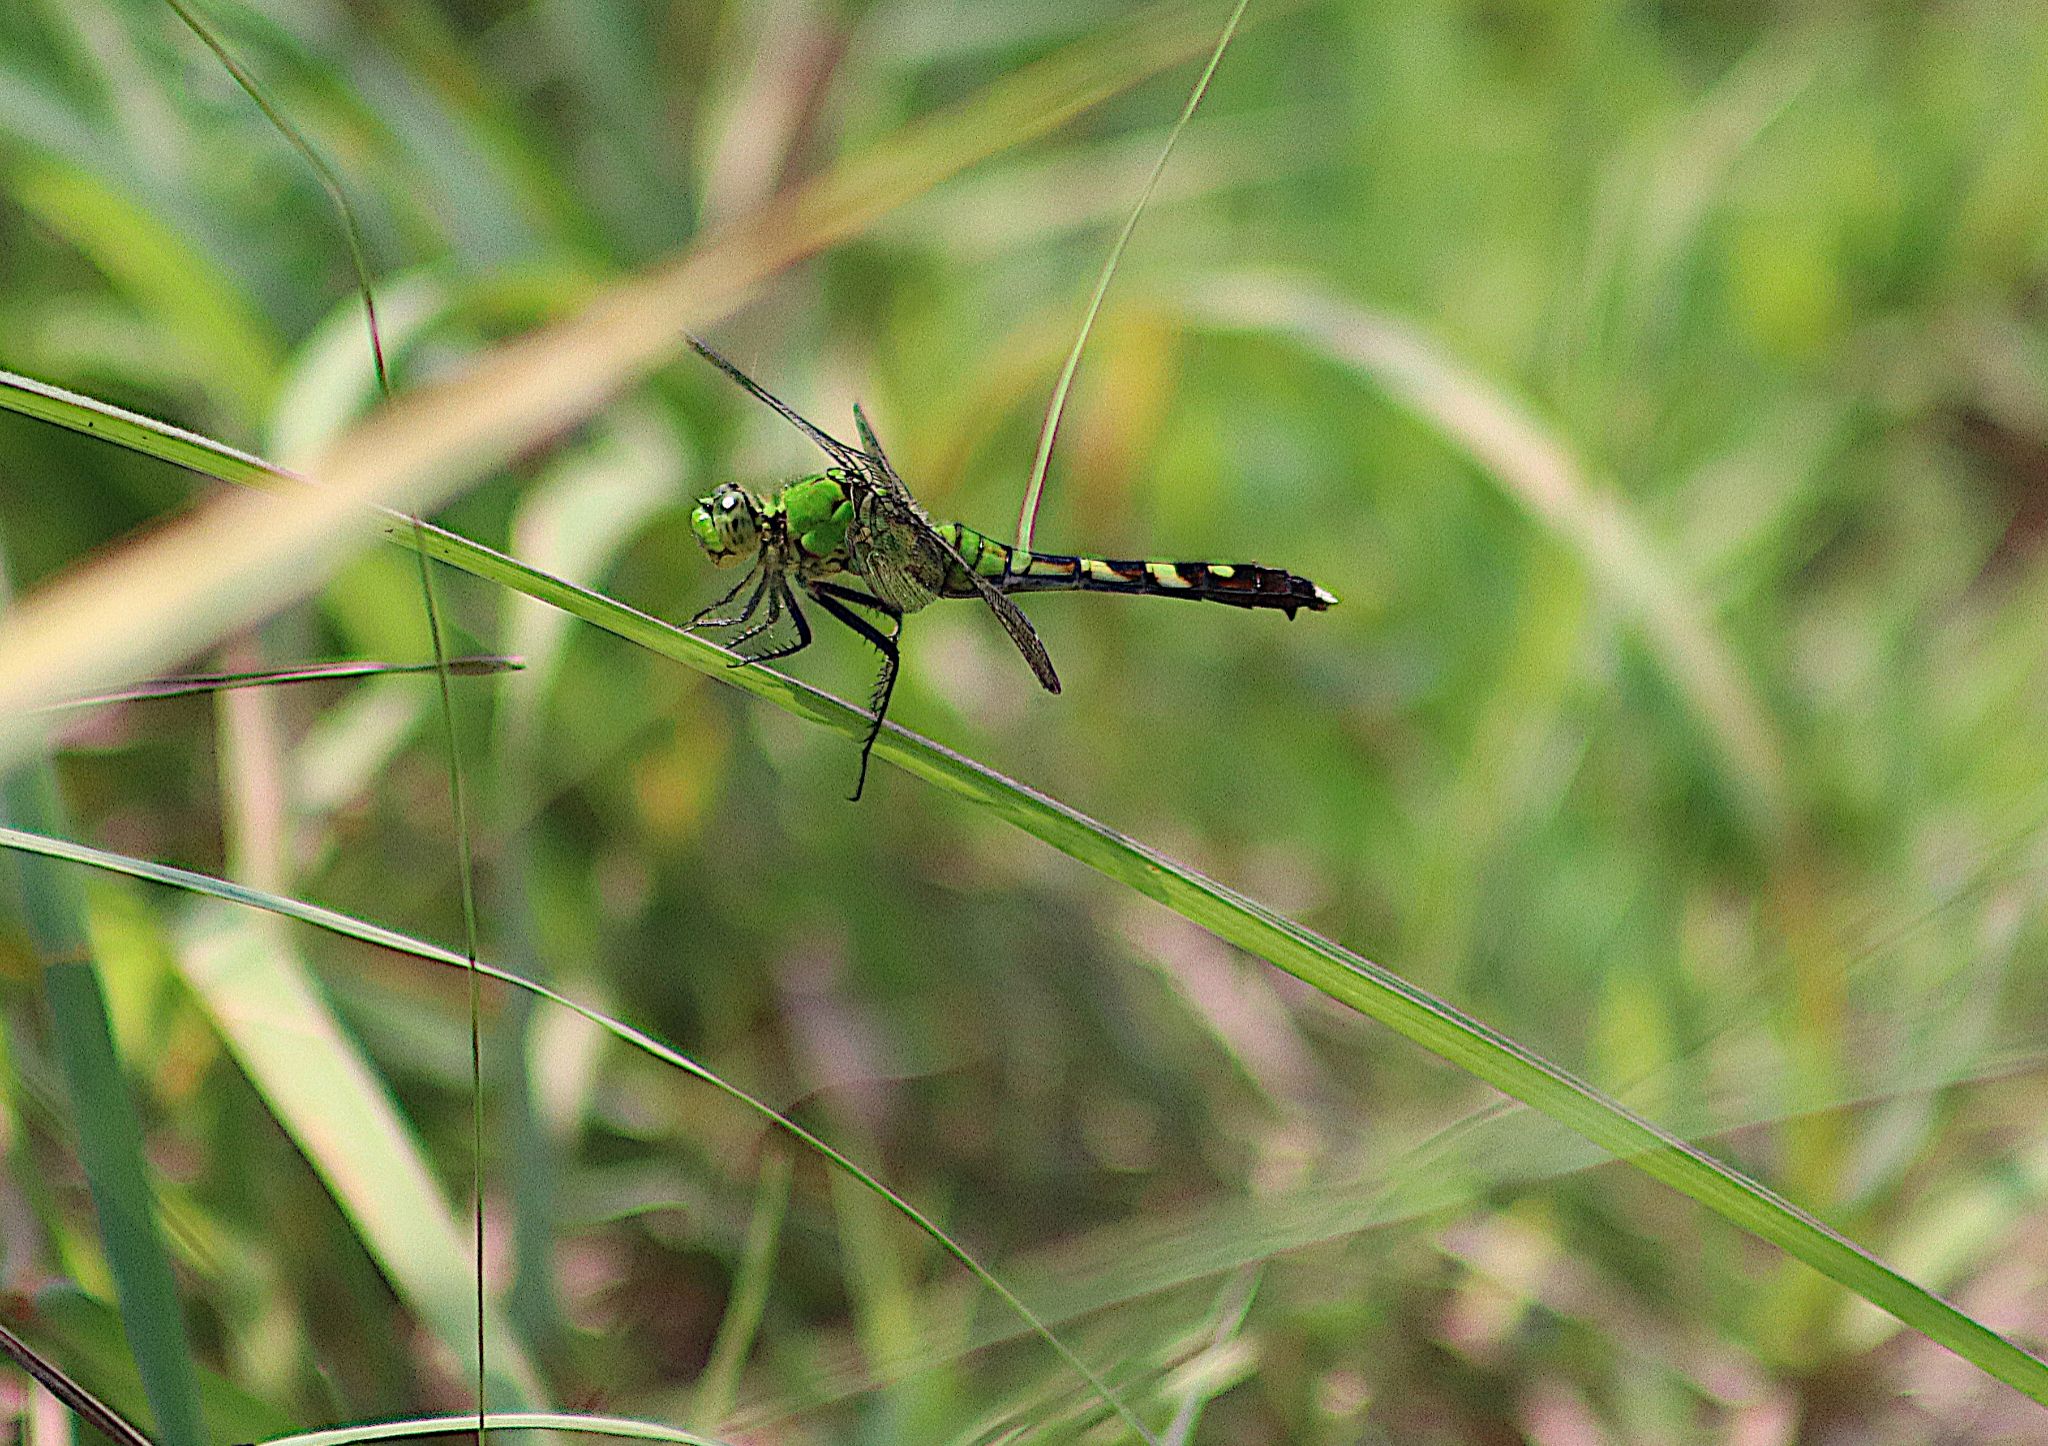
[691,486,761,563]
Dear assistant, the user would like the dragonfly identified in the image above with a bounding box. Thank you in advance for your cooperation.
[683,336,1337,800]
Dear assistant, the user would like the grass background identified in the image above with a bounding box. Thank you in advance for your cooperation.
[5,0,2048,1440]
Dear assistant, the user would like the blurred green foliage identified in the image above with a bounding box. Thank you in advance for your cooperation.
[5,0,2048,1440]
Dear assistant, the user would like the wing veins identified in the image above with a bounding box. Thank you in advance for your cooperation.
[852,403,1060,695]
[686,334,866,472]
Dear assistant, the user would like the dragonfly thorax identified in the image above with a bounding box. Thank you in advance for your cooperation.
[691,483,765,566]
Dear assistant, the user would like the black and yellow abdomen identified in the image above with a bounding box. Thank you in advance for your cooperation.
[937,524,1337,619]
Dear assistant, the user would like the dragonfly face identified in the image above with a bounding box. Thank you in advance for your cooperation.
[691,483,764,566]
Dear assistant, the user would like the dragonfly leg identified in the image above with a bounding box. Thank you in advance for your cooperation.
[689,559,769,629]
[742,579,814,665]
[807,583,903,802]
[689,558,763,626]
[724,575,786,657]
[811,582,903,637]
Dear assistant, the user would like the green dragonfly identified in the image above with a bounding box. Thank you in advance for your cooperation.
[684,336,1337,799]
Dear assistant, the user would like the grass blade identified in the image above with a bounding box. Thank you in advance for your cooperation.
[0,826,1155,1442]
[2,435,2044,1409]
[149,7,500,1427]
[0,1285,159,1446]
[42,657,520,710]
[260,1414,725,1446]
[688,1150,791,1429]
[0,547,207,1446]
[1013,0,1251,553]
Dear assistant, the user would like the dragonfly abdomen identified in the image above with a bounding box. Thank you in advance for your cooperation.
[938,525,1337,617]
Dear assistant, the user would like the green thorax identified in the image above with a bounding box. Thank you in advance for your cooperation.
[771,472,973,581]
[767,474,851,560]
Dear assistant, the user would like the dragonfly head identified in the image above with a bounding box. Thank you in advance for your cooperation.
[691,484,764,565]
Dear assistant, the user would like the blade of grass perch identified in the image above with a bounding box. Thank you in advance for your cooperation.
[0,0,1247,756]
[3,594,2047,1420]
[1180,272,1793,845]
[0,542,207,1446]
[0,826,1160,1444]
[0,390,2013,1407]
[0,394,2025,1405]
[1015,0,1250,555]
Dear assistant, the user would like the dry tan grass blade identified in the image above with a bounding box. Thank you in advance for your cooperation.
[0,0,1224,763]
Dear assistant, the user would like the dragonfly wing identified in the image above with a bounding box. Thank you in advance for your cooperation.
[687,335,870,472]
[849,403,1060,694]
[845,481,946,611]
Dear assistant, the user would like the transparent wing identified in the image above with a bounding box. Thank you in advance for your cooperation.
[686,335,868,473]
[850,404,1060,694]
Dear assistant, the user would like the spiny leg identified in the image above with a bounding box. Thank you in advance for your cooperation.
[742,579,814,666]
[812,580,902,634]
[807,583,903,802]
[688,556,765,627]
[691,563,771,632]
[725,571,786,656]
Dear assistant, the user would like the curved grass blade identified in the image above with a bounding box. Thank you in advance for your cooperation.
[159,0,389,395]
[1182,272,1793,842]
[169,897,546,1405]
[689,1150,791,1429]
[1014,0,1250,555]
[0,826,1158,1444]
[42,657,521,710]
[261,1414,724,1446]
[5,374,2046,1405]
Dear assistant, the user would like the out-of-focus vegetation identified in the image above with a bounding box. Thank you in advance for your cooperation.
[5,0,2048,1440]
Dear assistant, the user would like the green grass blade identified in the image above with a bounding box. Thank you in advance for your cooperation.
[0,826,1155,1443]
[135,7,499,1424]
[1013,0,1250,554]
[20,1284,299,1445]
[688,1150,791,1429]
[157,0,390,395]
[174,894,547,1406]
[27,963,208,1446]
[42,656,520,710]
[0,553,207,1446]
